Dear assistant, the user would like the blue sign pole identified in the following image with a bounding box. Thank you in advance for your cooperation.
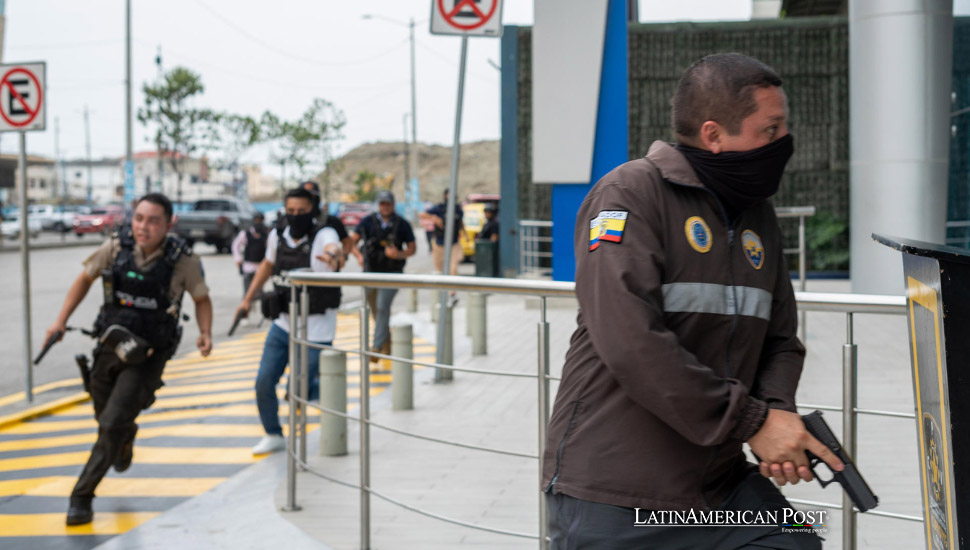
[123,160,135,205]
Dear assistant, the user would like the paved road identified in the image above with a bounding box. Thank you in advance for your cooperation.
[0,313,437,549]
[0,229,436,412]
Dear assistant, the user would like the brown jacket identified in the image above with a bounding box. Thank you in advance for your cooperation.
[541,141,804,511]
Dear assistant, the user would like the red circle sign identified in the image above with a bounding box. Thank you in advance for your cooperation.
[438,0,498,31]
[0,68,43,128]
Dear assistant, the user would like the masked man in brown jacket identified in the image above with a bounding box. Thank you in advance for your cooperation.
[541,53,845,549]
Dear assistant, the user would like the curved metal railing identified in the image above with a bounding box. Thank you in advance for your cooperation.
[278,272,914,550]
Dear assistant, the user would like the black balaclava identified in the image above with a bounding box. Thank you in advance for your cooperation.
[676,134,794,220]
[286,213,315,240]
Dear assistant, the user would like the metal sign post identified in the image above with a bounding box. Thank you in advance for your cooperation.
[430,1,503,380]
[0,61,47,402]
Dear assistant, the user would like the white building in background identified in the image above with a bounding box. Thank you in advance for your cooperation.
[61,158,123,204]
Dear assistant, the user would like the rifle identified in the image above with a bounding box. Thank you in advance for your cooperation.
[228,309,247,337]
[802,410,880,512]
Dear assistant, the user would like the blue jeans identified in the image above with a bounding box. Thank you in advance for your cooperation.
[365,287,399,349]
[255,323,331,436]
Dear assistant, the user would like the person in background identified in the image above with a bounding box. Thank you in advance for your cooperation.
[231,212,269,324]
[235,187,343,455]
[476,203,499,243]
[349,190,416,362]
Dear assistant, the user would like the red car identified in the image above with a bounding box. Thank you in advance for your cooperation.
[74,205,124,236]
[337,202,375,231]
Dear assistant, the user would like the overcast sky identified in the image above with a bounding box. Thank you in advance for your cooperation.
[10,0,966,175]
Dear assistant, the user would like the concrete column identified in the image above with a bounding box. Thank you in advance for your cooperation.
[319,350,347,456]
[469,293,487,355]
[391,324,413,410]
[849,0,953,294]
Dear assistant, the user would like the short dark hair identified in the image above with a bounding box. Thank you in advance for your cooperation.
[671,53,783,145]
[136,193,173,221]
[285,187,315,205]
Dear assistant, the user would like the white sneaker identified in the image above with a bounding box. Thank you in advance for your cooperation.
[251,434,286,455]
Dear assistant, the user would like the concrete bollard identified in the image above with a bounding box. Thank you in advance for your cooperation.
[408,288,418,313]
[319,350,347,456]
[391,324,414,410]
[469,292,487,355]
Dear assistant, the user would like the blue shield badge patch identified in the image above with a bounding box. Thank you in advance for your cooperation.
[741,230,765,270]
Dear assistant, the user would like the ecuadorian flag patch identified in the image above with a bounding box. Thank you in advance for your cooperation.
[589,210,628,251]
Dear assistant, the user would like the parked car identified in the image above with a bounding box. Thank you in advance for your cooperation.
[174,197,259,252]
[28,204,77,233]
[74,205,123,236]
[337,202,375,230]
[1,212,42,240]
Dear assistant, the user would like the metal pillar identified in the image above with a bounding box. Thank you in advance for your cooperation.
[842,313,858,550]
[282,285,301,512]
[18,132,32,402]
[359,304,371,549]
[849,0,953,293]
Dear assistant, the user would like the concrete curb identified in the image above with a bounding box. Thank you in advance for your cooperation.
[0,238,101,254]
[0,391,90,430]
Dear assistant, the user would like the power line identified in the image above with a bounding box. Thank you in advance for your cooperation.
[133,39,410,92]
[195,0,411,68]
[6,38,123,50]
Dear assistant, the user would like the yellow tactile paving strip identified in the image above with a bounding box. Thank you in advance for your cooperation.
[0,312,432,545]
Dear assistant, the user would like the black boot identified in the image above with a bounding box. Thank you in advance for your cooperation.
[114,426,136,473]
[66,496,93,526]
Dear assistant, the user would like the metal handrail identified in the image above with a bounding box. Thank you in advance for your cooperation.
[281,272,917,550]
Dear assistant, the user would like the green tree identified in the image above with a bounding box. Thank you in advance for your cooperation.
[138,67,218,207]
[214,114,262,197]
[263,98,346,200]
[351,169,379,202]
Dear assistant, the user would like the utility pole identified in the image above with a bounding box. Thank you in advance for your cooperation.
[408,17,419,220]
[124,0,133,203]
[155,46,164,194]
[84,105,93,204]
[402,113,410,193]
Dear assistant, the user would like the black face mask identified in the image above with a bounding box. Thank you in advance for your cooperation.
[676,134,794,218]
[286,213,315,240]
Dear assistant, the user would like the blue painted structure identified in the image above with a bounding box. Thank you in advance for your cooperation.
[550,0,628,281]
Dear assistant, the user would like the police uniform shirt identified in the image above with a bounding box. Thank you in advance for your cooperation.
[83,238,209,305]
[265,225,340,343]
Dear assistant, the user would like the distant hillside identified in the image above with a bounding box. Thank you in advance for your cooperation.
[318,140,499,203]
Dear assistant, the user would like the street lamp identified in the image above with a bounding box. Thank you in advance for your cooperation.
[362,14,419,220]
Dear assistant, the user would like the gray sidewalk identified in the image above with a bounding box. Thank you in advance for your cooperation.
[102,279,923,549]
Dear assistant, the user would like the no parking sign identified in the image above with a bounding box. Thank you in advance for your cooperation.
[0,62,46,133]
[430,0,503,37]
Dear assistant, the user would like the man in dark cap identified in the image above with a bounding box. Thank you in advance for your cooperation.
[350,190,416,362]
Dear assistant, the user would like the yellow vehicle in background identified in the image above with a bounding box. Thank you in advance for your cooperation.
[458,194,500,260]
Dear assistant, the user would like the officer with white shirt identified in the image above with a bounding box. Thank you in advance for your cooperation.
[235,187,344,454]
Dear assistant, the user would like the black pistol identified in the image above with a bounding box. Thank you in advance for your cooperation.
[802,410,879,512]
[228,309,246,337]
[33,330,63,365]
[75,354,91,393]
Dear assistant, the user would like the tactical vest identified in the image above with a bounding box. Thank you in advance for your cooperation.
[363,214,407,273]
[243,225,268,263]
[272,224,341,315]
[96,227,188,349]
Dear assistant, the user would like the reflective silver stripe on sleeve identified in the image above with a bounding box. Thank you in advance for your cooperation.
[661,282,772,321]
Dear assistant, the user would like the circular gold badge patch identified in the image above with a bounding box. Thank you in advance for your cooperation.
[685,216,712,253]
